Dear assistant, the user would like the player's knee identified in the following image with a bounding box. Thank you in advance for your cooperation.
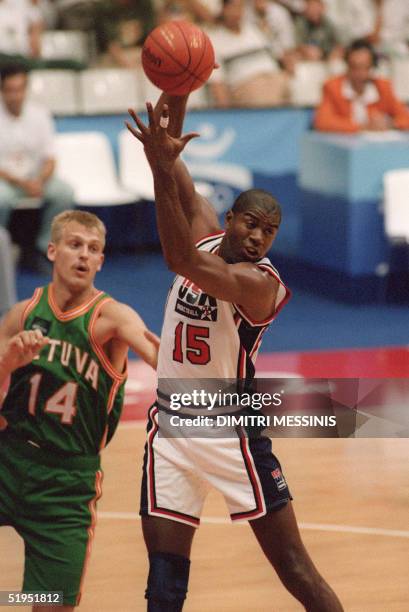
[276,546,318,593]
[145,551,190,612]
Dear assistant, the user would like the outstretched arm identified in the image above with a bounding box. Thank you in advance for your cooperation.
[126,104,278,321]
[149,93,220,241]
[99,300,160,370]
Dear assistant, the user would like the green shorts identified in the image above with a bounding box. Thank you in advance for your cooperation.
[0,432,102,606]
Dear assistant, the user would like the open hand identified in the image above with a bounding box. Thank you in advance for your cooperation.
[126,102,199,172]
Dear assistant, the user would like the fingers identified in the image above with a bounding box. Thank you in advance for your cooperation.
[127,107,149,137]
[158,104,170,132]
[179,132,200,149]
[10,330,48,357]
[125,121,144,143]
[146,101,157,132]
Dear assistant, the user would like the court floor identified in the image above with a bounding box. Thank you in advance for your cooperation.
[1,349,409,610]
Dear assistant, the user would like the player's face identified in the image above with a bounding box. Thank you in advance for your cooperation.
[47,222,105,289]
[223,207,280,263]
[1,73,28,116]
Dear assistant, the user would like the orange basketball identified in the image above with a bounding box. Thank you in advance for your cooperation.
[142,20,215,96]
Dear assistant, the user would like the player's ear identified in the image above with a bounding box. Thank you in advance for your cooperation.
[47,242,56,262]
[225,210,233,228]
[97,254,104,272]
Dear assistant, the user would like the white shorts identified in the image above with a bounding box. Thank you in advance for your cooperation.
[140,406,291,527]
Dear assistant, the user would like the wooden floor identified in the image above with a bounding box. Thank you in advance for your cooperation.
[1,424,408,611]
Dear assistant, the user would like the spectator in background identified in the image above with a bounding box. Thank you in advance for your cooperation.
[0,227,17,317]
[314,40,409,132]
[0,0,43,69]
[0,0,85,70]
[94,0,155,68]
[365,0,409,58]
[294,0,342,61]
[55,0,100,31]
[251,0,297,74]
[30,0,58,29]
[207,0,289,107]
[322,0,374,46]
[0,65,74,274]
[154,0,221,24]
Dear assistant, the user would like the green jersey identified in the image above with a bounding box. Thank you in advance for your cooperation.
[2,285,127,455]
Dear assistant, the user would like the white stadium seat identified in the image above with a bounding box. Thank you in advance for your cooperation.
[118,129,154,200]
[391,57,409,102]
[289,61,328,107]
[55,132,137,206]
[383,169,409,242]
[41,30,89,63]
[118,130,216,202]
[28,70,79,115]
[78,69,142,115]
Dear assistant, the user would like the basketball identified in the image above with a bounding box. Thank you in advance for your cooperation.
[142,20,215,96]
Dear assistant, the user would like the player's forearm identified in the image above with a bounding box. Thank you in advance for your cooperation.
[151,165,196,270]
[0,353,13,387]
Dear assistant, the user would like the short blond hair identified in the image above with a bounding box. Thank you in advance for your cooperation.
[51,210,107,247]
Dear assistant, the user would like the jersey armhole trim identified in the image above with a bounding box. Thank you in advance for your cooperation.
[195,230,225,248]
[21,287,43,329]
[233,264,291,327]
[88,297,127,383]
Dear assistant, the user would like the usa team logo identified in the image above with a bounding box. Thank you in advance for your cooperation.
[175,279,218,321]
[271,468,287,491]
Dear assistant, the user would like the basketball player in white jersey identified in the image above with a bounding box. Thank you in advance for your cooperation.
[127,97,344,611]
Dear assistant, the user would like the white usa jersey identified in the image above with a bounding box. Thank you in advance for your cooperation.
[157,232,291,388]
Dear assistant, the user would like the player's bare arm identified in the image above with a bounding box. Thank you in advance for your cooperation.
[92,299,160,370]
[0,301,49,385]
[127,103,279,321]
[129,98,220,242]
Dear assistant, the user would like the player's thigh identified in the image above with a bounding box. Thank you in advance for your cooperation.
[0,437,21,525]
[19,464,103,607]
[142,515,196,558]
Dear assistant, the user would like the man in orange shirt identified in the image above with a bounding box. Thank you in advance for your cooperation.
[314,39,409,133]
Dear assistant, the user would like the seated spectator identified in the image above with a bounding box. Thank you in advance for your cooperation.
[314,40,409,132]
[55,0,100,31]
[323,0,374,46]
[251,0,298,74]
[294,0,343,61]
[367,0,409,57]
[0,0,85,70]
[0,64,74,274]
[94,0,155,68]
[30,0,58,29]
[154,0,221,24]
[207,0,289,107]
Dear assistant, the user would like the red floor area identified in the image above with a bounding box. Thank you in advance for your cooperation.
[122,346,409,421]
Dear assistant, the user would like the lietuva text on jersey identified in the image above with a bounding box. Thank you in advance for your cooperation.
[1,285,126,455]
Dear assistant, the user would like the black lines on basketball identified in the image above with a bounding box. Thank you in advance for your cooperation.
[142,21,215,96]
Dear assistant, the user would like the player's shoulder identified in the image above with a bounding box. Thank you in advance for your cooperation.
[0,298,32,334]
[97,297,143,324]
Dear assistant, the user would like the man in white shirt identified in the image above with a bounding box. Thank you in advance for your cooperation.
[207,0,288,107]
[0,0,42,64]
[0,64,74,274]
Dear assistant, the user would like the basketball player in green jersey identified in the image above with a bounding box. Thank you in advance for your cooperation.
[0,210,159,610]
